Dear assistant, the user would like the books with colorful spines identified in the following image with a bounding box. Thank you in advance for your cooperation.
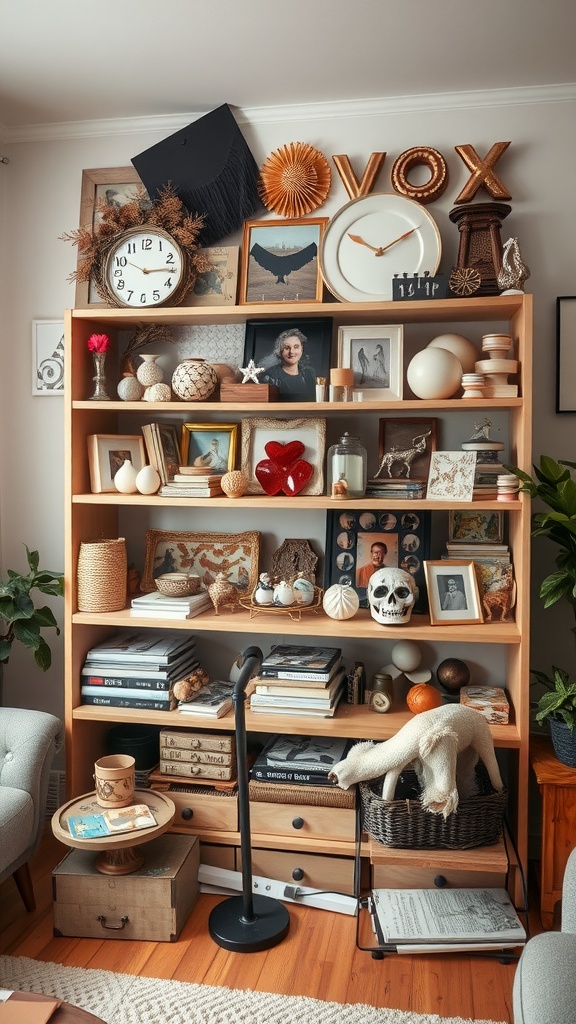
[177,680,234,718]
[85,630,196,666]
[80,693,175,711]
[259,644,342,682]
[67,803,157,840]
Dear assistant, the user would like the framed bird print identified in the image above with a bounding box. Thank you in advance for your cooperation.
[239,217,328,304]
[243,317,333,402]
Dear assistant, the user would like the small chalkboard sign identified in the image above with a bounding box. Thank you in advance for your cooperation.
[392,272,448,301]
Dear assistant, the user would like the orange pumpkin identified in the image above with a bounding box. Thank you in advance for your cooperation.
[406,683,442,714]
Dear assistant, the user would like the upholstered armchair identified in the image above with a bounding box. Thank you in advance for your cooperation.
[513,844,576,1024]
[0,708,63,910]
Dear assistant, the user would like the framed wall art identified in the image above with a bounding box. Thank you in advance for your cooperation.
[556,295,576,413]
[141,529,260,593]
[241,417,326,495]
[32,320,65,395]
[426,451,477,501]
[181,422,238,471]
[239,217,327,304]
[243,317,333,402]
[87,434,146,493]
[75,167,143,307]
[424,559,484,625]
[337,324,403,401]
[374,417,437,481]
[448,509,504,544]
[324,508,430,611]
[187,246,239,306]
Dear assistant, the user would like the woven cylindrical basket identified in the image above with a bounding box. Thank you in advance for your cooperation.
[360,762,506,850]
[77,538,127,612]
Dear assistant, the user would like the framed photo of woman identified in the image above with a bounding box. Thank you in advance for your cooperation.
[243,317,333,402]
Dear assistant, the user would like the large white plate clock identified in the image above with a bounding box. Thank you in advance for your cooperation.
[320,193,442,302]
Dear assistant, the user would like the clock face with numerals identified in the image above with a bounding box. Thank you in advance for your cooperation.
[104,226,186,308]
[319,193,442,302]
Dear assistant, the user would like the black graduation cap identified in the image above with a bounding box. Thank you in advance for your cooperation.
[131,103,262,246]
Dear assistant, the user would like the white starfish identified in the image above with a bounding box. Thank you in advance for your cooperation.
[239,358,265,384]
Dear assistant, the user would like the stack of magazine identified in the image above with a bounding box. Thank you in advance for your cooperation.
[80,629,199,711]
[250,733,353,787]
[249,644,345,718]
[130,589,212,620]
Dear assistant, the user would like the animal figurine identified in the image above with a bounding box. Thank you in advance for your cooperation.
[207,572,239,615]
[374,430,432,479]
[328,703,503,818]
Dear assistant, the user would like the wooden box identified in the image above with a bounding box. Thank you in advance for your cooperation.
[219,382,279,402]
[52,834,199,942]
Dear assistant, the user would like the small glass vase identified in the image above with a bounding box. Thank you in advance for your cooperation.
[89,351,111,401]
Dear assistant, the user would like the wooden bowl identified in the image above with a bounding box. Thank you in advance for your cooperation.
[155,573,201,597]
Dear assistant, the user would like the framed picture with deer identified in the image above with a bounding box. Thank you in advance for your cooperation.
[375,417,438,482]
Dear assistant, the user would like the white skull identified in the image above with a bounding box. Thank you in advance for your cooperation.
[367,567,416,626]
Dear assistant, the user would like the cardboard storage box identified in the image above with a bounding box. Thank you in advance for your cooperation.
[52,833,199,941]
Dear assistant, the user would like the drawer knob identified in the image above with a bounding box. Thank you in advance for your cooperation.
[292,868,305,881]
[181,807,194,820]
[434,874,447,888]
[291,816,305,830]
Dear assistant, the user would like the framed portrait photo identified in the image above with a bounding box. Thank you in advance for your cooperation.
[376,417,437,482]
[141,529,260,594]
[241,416,326,495]
[75,167,143,307]
[324,508,430,611]
[87,434,146,493]
[32,320,65,395]
[448,509,504,544]
[337,324,403,401]
[240,217,327,304]
[424,560,484,625]
[243,317,333,402]
[181,422,238,471]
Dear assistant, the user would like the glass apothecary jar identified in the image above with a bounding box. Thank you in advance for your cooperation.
[327,432,367,498]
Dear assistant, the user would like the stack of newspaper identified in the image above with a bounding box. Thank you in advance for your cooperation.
[370,888,526,954]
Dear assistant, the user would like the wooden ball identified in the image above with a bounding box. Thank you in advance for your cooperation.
[221,470,248,498]
[406,683,442,715]
[436,658,470,693]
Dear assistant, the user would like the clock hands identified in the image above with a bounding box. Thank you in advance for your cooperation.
[126,261,174,275]
[347,226,419,256]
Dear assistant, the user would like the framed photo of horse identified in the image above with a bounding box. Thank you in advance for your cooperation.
[376,418,438,483]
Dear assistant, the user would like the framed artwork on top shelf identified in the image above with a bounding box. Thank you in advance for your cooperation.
[239,217,327,304]
[75,166,143,307]
[324,508,430,611]
[243,317,333,402]
[181,422,238,471]
[337,324,403,401]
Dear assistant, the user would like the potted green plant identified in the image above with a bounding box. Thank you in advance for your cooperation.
[0,545,64,671]
[507,455,576,765]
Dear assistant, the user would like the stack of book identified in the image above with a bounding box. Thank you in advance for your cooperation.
[141,422,178,484]
[364,478,426,500]
[80,630,199,712]
[249,644,345,718]
[130,589,212,620]
[461,431,505,499]
[158,468,223,498]
[158,727,236,782]
[176,680,235,718]
[250,733,353,787]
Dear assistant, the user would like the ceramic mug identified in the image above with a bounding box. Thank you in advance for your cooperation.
[94,754,135,808]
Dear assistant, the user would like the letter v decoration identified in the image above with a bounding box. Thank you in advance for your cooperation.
[454,142,512,203]
[332,153,386,199]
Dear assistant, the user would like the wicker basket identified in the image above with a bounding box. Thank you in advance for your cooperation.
[360,761,506,850]
[77,538,127,612]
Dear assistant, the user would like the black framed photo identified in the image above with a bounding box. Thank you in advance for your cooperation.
[243,317,333,402]
[324,508,430,612]
[556,296,576,413]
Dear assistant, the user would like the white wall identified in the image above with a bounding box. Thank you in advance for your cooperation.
[1,90,575,722]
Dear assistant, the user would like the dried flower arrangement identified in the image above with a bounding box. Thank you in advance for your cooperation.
[61,184,214,304]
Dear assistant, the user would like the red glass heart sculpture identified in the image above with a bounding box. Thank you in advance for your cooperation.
[255,439,313,496]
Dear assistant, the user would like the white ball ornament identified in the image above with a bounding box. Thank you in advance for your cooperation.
[406,347,462,399]
[427,333,479,374]
[273,581,295,607]
[391,639,422,673]
[293,577,315,606]
[322,583,360,620]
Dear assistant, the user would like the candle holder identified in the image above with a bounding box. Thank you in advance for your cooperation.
[89,352,111,401]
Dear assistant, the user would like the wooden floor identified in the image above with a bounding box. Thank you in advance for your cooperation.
[0,828,544,1023]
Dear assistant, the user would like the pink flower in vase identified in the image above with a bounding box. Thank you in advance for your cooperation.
[87,333,110,353]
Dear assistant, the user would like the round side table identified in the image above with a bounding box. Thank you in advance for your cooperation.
[6,992,105,1024]
[52,789,175,875]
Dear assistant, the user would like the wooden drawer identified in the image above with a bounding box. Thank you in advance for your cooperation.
[370,838,508,890]
[199,843,236,870]
[250,801,356,842]
[52,834,199,942]
[152,782,238,832]
[246,847,356,895]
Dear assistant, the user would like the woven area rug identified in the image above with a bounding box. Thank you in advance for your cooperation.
[0,956,505,1024]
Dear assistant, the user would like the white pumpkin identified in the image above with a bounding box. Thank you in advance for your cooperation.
[322,583,359,620]
[292,577,315,606]
[273,580,295,606]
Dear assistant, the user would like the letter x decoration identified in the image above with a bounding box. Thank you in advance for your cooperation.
[453,142,512,204]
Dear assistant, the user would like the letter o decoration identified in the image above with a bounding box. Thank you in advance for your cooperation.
[391,147,448,204]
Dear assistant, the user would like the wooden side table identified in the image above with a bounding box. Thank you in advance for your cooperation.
[530,734,576,927]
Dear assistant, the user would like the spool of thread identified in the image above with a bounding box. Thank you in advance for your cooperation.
[330,368,354,387]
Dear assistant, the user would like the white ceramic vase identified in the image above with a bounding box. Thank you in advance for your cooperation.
[135,464,161,494]
[136,354,164,387]
[114,459,139,494]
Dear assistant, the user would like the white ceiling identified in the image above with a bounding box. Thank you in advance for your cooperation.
[2,0,576,130]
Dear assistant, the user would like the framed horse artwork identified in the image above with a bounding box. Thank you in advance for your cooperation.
[375,418,438,482]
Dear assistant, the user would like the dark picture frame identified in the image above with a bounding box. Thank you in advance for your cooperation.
[324,508,430,611]
[243,317,333,402]
[239,217,328,304]
[375,417,438,482]
[556,296,576,413]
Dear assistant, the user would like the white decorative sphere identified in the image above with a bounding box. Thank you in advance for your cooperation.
[427,333,479,374]
[117,375,144,401]
[135,464,161,494]
[143,383,172,402]
[293,577,315,606]
[273,580,296,606]
[407,347,462,399]
[391,639,422,673]
[322,583,360,620]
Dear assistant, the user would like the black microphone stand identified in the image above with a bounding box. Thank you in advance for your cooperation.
[208,645,290,952]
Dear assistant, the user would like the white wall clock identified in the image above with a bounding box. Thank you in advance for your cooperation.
[103,226,187,308]
[319,193,442,302]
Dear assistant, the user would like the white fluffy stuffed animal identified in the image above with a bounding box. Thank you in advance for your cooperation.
[329,704,503,818]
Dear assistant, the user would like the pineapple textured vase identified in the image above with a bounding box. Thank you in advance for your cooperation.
[172,358,218,401]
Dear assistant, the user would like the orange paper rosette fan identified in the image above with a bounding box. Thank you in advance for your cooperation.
[258,142,331,217]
